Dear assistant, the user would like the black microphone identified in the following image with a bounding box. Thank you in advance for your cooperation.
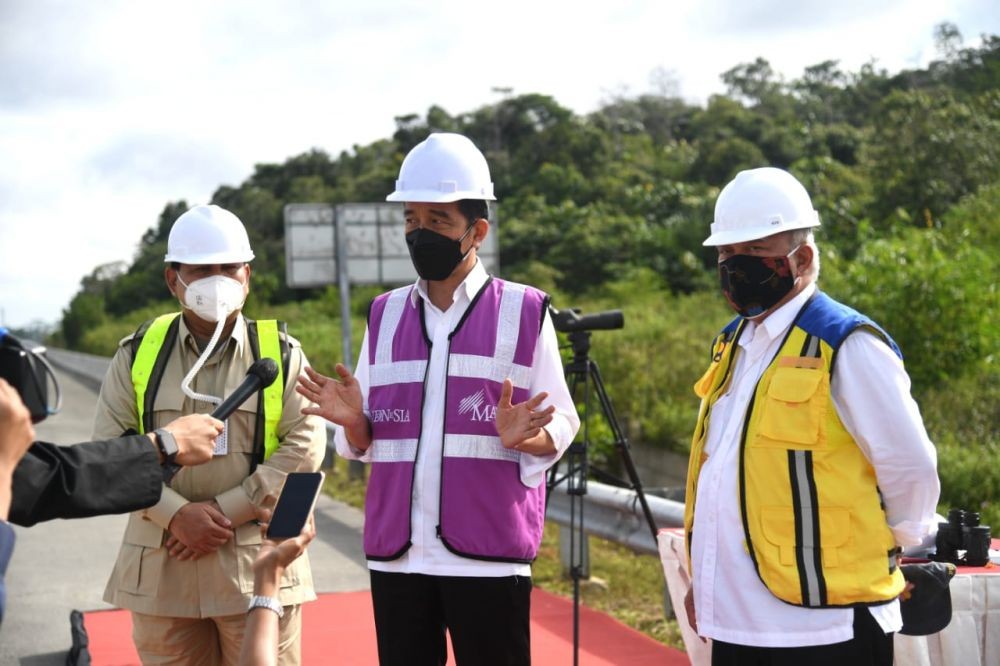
[211,358,280,420]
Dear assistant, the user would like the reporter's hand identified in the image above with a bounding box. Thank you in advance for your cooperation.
[683,586,707,642]
[0,378,35,470]
[166,501,233,557]
[0,378,35,519]
[251,507,316,596]
[160,413,224,466]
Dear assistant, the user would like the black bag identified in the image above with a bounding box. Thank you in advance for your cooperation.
[899,561,956,636]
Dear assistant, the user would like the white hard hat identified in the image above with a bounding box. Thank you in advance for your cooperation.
[386,133,496,203]
[704,167,820,246]
[164,204,255,264]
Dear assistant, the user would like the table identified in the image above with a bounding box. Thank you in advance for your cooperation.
[657,528,1000,666]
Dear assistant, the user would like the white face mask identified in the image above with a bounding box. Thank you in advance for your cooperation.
[177,274,246,322]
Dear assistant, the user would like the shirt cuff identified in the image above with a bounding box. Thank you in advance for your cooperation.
[520,451,558,488]
[519,417,574,488]
[890,520,934,548]
[144,486,189,530]
[334,424,372,462]
[216,485,256,527]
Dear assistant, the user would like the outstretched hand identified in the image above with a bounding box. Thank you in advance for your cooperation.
[495,378,556,455]
[296,365,364,427]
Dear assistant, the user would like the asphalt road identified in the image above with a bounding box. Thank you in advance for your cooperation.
[0,369,369,665]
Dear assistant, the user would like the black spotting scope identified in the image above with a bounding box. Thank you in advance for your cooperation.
[548,306,624,333]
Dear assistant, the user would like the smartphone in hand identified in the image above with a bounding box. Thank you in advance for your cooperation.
[266,472,325,539]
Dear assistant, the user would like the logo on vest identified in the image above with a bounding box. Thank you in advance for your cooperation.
[370,408,411,423]
[458,389,497,423]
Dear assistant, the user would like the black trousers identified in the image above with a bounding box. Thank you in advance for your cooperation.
[711,607,894,666]
[370,571,532,666]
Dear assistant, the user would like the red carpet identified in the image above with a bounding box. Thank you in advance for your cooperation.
[84,588,686,665]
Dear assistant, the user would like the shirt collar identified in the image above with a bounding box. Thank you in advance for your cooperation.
[178,312,247,356]
[740,281,817,348]
[409,259,489,309]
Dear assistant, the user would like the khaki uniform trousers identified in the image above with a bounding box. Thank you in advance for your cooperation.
[131,605,302,666]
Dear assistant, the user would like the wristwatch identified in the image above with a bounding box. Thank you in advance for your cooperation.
[152,428,182,483]
[248,595,284,618]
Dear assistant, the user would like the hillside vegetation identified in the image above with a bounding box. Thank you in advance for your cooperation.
[51,25,1000,524]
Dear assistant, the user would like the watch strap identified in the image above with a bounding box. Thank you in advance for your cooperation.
[161,461,182,485]
[248,595,284,618]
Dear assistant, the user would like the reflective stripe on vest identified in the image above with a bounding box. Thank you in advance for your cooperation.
[254,320,284,460]
[130,315,283,459]
[133,313,182,434]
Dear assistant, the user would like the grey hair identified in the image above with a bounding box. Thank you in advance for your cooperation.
[787,229,820,280]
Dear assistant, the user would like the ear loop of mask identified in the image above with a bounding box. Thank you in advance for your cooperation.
[457,222,476,261]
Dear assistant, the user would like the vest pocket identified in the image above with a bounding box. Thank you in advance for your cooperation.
[754,367,828,448]
[116,544,165,597]
[760,506,851,568]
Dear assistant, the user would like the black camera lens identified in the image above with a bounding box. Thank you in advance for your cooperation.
[948,508,966,525]
[964,511,981,527]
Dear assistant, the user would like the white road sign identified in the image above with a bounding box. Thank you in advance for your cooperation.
[284,202,500,287]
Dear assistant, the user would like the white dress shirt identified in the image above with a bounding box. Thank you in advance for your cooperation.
[335,260,580,577]
[691,282,940,647]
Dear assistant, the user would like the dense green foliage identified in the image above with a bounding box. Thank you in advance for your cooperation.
[56,25,1000,524]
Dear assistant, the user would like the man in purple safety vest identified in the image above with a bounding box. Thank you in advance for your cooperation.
[297,133,580,665]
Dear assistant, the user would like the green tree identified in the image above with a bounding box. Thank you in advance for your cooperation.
[866,89,1000,224]
[823,226,997,392]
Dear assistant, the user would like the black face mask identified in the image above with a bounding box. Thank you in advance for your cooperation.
[405,225,474,281]
[718,247,800,319]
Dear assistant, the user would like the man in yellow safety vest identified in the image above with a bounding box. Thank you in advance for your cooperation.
[93,204,325,665]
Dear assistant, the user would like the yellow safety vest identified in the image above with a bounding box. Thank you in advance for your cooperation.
[684,292,905,608]
[130,313,285,461]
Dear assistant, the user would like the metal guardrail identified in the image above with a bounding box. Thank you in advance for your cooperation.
[547,479,684,556]
[42,346,685,555]
[44,347,111,393]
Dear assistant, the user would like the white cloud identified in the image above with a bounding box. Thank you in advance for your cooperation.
[0,0,997,328]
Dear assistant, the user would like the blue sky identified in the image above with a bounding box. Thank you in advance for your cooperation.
[1,0,997,329]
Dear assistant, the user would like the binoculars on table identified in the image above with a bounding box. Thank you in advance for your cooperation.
[933,508,992,567]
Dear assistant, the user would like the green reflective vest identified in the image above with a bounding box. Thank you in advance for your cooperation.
[130,313,286,461]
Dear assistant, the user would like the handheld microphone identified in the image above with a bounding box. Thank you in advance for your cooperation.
[211,358,280,421]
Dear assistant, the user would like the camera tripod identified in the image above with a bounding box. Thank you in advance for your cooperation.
[546,325,659,665]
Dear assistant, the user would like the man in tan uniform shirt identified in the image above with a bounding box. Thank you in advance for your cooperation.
[93,204,325,665]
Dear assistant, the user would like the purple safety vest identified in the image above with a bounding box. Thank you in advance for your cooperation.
[364,277,548,563]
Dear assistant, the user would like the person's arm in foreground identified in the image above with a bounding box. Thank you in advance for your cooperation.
[9,413,222,527]
[0,378,36,624]
[238,510,316,666]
